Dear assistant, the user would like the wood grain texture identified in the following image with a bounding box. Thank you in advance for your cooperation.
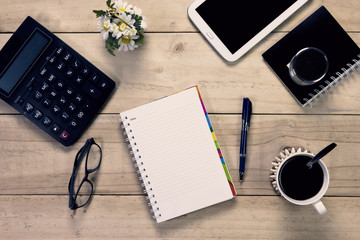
[0,114,359,196]
[0,33,360,114]
[0,195,359,239]
[0,0,359,32]
[1,0,360,238]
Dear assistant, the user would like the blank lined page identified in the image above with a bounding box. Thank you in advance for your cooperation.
[120,86,235,223]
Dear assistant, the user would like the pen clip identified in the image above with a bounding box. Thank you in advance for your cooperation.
[246,99,252,127]
[242,98,248,122]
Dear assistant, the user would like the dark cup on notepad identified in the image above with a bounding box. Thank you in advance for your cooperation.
[289,47,329,86]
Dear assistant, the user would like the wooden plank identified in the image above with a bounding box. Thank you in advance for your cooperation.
[0,0,359,32]
[0,33,360,115]
[0,195,359,239]
[0,114,359,196]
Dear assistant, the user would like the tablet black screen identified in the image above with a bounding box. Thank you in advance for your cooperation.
[196,0,297,54]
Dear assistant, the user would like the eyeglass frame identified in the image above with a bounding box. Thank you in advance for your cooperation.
[68,138,102,210]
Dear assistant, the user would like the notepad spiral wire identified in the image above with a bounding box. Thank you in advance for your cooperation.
[120,118,162,221]
[303,53,360,108]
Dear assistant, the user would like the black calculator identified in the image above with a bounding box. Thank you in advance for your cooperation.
[0,17,116,146]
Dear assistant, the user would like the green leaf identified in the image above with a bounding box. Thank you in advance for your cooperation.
[135,34,144,46]
[106,0,112,8]
[105,35,120,56]
[93,10,106,18]
[105,40,116,56]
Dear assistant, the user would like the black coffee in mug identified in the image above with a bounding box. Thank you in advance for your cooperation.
[279,155,324,201]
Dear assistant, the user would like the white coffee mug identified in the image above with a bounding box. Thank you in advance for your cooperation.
[275,152,329,215]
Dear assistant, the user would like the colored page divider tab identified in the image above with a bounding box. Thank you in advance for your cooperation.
[195,86,236,196]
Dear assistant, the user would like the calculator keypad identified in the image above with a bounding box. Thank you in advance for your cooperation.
[18,45,115,146]
[0,17,115,146]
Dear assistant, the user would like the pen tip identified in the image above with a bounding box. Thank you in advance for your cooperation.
[239,173,244,183]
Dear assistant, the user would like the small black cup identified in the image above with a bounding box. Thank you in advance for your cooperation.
[289,47,329,86]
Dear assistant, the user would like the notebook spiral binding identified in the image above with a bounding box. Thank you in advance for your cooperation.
[120,117,162,220]
[303,53,360,108]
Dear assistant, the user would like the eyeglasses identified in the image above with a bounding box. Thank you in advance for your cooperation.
[68,138,102,210]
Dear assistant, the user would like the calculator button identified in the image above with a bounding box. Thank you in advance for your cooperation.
[60,130,71,141]
[55,81,65,90]
[56,46,64,55]
[69,119,78,129]
[65,68,74,78]
[33,109,43,120]
[72,59,81,69]
[49,89,58,99]
[74,94,83,104]
[42,116,52,127]
[42,98,52,108]
[33,91,43,101]
[98,80,108,90]
[52,105,61,115]
[51,123,61,133]
[80,66,90,76]
[74,75,84,85]
[40,82,50,92]
[56,61,65,71]
[63,52,72,62]
[90,73,99,83]
[58,96,67,106]
[49,55,57,64]
[83,101,91,111]
[68,103,76,113]
[61,112,70,122]
[76,110,85,120]
[65,87,74,97]
[47,73,57,83]
[39,67,48,76]
[82,82,101,99]
[25,103,34,113]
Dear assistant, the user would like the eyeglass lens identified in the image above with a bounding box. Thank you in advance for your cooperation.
[86,143,102,171]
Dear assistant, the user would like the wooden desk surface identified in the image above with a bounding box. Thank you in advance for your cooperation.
[0,0,359,239]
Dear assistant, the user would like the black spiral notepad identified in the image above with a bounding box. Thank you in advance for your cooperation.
[262,6,360,107]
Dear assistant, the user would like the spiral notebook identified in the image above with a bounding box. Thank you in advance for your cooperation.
[262,6,360,107]
[120,86,236,223]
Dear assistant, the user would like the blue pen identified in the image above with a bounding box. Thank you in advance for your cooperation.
[239,98,252,182]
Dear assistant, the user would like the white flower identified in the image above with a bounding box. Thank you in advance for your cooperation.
[141,17,147,29]
[118,34,139,52]
[118,22,127,31]
[111,23,120,38]
[97,17,111,40]
[129,28,137,36]
[133,6,142,15]
[95,0,147,54]
[118,12,135,27]
[114,0,133,14]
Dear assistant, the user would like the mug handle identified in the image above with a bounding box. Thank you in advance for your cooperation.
[312,200,327,215]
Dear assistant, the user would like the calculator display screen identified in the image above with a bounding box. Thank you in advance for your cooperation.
[0,30,50,96]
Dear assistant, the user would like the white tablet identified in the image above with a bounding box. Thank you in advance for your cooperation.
[188,0,309,62]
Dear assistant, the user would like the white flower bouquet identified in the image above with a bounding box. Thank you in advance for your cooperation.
[93,0,147,55]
